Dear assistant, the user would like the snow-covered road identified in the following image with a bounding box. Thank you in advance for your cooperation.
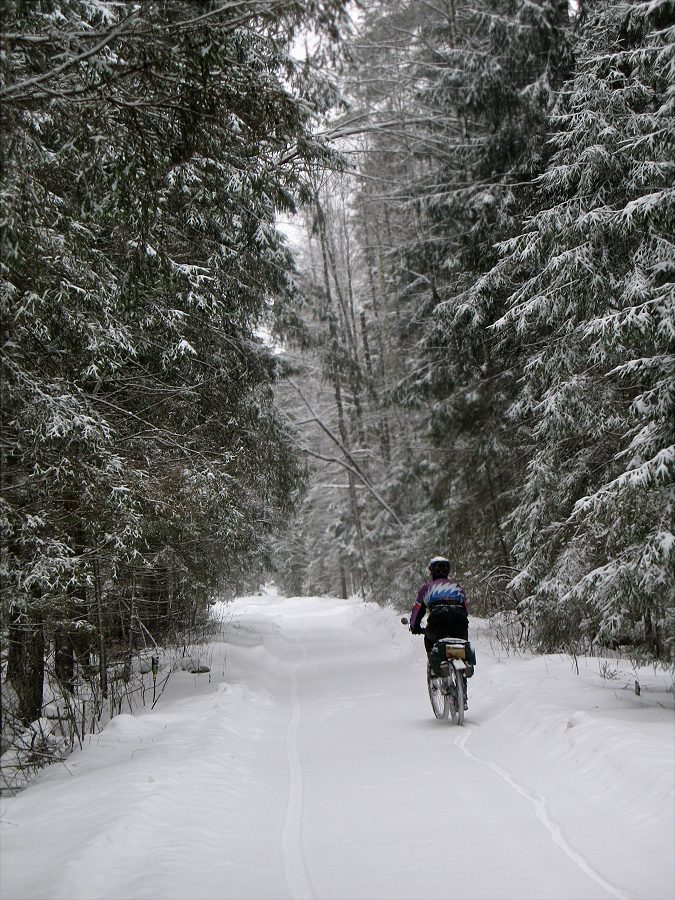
[1,590,673,900]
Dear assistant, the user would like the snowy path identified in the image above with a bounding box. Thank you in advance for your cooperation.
[1,590,673,900]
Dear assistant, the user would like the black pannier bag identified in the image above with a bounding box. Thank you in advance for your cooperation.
[428,642,448,676]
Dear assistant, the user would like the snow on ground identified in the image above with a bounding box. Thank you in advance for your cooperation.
[1,588,673,900]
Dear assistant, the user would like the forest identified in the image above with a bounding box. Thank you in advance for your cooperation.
[1,0,673,771]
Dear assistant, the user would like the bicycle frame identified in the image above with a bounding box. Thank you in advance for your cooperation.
[402,617,468,724]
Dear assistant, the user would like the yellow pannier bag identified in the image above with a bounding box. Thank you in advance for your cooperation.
[443,643,466,660]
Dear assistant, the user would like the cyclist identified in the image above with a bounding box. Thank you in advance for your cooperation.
[409,556,468,654]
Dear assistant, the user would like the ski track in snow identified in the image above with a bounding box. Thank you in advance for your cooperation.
[454,727,634,900]
[282,647,315,900]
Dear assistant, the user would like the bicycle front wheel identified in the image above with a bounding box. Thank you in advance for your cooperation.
[449,668,465,726]
[427,665,450,719]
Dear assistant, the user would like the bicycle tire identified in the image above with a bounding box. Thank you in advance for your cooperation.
[449,668,465,726]
[427,664,450,719]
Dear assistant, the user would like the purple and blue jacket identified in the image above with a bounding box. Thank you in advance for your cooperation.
[410,578,468,631]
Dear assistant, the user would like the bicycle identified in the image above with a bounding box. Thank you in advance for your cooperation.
[402,618,472,725]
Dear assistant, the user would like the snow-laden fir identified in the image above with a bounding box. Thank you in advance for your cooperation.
[1,589,673,900]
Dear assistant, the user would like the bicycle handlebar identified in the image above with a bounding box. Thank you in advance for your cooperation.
[400,616,425,633]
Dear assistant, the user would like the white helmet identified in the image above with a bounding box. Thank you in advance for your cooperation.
[428,556,450,577]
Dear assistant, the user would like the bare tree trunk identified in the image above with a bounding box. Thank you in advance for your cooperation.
[55,497,89,693]
[485,460,511,568]
[93,556,108,700]
[339,560,348,600]
[7,609,45,725]
[359,310,373,380]
[358,199,392,465]
[125,576,136,681]
[322,213,359,362]
[316,196,368,448]
[54,626,75,693]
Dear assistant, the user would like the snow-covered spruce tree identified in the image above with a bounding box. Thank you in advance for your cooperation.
[343,0,574,609]
[483,0,674,660]
[267,0,575,609]
[0,0,346,727]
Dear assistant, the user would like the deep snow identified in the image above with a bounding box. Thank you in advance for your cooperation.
[1,589,673,900]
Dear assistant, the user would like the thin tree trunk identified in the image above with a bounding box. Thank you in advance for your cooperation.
[7,609,45,725]
[55,497,88,693]
[359,311,373,380]
[54,627,75,693]
[339,560,348,600]
[93,556,108,700]
[486,460,511,568]
[126,576,136,681]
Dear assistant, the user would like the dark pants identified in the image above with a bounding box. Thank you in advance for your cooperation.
[424,605,468,655]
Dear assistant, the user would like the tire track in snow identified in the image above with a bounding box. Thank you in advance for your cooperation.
[454,728,633,900]
[281,654,315,900]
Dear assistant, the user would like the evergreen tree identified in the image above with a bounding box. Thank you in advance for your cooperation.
[271,0,575,609]
[0,0,346,725]
[483,0,674,659]
[339,0,575,607]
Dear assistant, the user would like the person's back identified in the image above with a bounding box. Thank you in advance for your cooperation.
[409,556,468,654]
[420,575,466,608]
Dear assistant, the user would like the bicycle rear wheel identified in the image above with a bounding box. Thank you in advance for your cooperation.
[427,665,450,719]
[449,668,465,726]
